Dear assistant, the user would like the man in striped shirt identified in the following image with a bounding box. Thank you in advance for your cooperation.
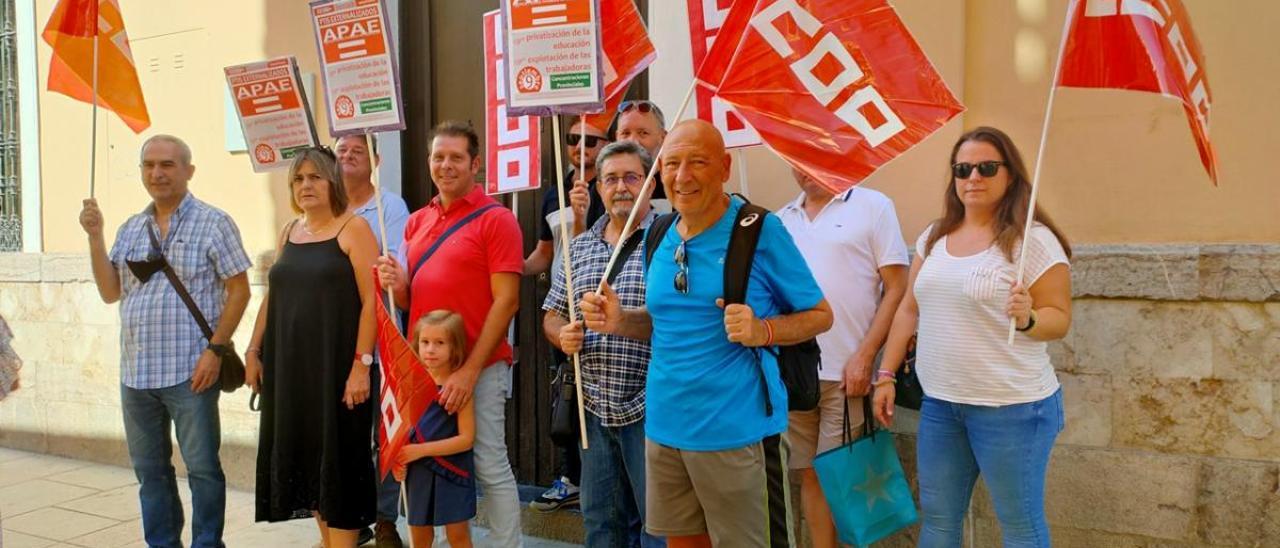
[542,141,661,547]
[80,135,252,548]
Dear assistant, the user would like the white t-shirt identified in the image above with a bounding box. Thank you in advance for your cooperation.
[780,188,910,381]
[913,223,1069,406]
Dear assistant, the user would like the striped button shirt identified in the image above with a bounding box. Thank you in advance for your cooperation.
[542,213,656,427]
[108,194,252,389]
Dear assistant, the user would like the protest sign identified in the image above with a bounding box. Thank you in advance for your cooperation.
[224,57,319,172]
[499,0,604,115]
[485,10,542,195]
[310,0,406,136]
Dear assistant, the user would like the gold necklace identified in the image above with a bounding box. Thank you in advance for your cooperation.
[302,216,335,236]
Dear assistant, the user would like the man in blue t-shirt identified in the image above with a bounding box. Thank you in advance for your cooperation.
[581,120,832,547]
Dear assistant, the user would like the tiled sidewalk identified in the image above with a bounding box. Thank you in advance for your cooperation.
[0,447,575,547]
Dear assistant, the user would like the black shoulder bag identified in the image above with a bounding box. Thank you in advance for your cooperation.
[644,202,821,415]
[146,226,245,393]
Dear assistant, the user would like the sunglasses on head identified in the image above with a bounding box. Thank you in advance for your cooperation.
[565,133,605,148]
[674,240,689,294]
[618,100,658,114]
[308,145,337,160]
[952,160,1005,179]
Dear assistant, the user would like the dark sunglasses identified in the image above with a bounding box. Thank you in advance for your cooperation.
[674,240,689,294]
[565,133,605,148]
[618,100,658,114]
[952,161,1005,179]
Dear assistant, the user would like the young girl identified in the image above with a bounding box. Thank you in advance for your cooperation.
[394,310,476,548]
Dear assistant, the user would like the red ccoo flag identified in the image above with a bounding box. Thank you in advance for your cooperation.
[1058,0,1216,184]
[42,0,151,133]
[374,283,438,481]
[584,0,656,132]
[696,0,963,194]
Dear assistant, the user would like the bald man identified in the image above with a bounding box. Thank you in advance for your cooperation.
[581,120,832,547]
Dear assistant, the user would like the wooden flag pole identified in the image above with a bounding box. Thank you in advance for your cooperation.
[551,115,589,450]
[364,132,399,332]
[1007,1,1078,344]
[595,80,698,294]
[89,33,99,198]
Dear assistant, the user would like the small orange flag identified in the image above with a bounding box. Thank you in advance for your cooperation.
[42,0,150,133]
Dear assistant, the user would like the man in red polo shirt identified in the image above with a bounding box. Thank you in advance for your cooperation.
[376,121,524,547]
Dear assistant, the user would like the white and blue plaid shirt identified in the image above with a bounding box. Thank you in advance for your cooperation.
[109,194,252,389]
[543,213,656,427]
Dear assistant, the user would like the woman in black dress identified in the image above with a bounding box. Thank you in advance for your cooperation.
[244,147,380,548]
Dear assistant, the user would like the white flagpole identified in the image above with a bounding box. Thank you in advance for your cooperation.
[594,80,698,293]
[89,33,99,198]
[551,115,589,450]
[735,148,750,200]
[365,132,399,332]
[1007,0,1079,344]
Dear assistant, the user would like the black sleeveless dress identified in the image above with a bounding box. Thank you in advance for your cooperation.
[256,224,374,529]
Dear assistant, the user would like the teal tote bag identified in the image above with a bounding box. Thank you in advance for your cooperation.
[812,396,918,546]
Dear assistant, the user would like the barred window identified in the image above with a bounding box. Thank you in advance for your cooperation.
[0,0,20,252]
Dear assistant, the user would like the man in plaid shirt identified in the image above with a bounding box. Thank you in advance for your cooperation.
[542,140,662,548]
[79,135,252,548]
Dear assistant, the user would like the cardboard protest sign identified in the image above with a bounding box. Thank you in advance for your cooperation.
[309,0,406,136]
[499,0,604,115]
[485,10,542,195]
[224,57,319,172]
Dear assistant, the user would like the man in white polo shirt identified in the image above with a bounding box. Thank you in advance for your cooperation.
[778,166,909,548]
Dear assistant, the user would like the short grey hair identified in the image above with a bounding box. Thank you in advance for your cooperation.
[596,140,653,176]
[139,134,193,166]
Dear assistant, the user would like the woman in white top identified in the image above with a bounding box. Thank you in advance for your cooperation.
[872,127,1072,548]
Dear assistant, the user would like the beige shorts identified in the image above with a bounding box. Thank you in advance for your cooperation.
[787,381,866,469]
[645,435,794,547]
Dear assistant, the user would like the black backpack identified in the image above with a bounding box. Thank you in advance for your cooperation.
[644,200,821,415]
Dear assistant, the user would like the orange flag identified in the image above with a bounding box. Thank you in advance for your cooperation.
[42,0,150,133]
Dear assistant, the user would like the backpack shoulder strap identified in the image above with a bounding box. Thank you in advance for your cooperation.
[723,203,768,305]
[643,213,679,267]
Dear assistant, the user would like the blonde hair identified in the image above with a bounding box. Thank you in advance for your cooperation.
[286,148,348,217]
[411,310,467,370]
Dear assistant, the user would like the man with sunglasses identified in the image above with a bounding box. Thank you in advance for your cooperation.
[78,135,252,548]
[525,118,608,278]
[335,133,410,548]
[543,141,663,547]
[777,167,909,548]
[581,120,832,547]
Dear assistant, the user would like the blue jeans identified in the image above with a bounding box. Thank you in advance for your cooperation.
[916,389,1064,548]
[121,381,226,548]
[580,412,664,548]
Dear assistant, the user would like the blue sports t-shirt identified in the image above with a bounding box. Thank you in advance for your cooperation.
[645,197,825,451]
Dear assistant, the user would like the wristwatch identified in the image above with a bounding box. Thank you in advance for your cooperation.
[356,352,374,366]
[207,343,233,357]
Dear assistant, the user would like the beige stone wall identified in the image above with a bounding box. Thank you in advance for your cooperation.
[0,254,264,488]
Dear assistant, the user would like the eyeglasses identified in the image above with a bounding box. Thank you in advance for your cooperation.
[565,134,605,148]
[618,100,658,114]
[601,173,644,187]
[952,161,1005,179]
[674,239,689,294]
